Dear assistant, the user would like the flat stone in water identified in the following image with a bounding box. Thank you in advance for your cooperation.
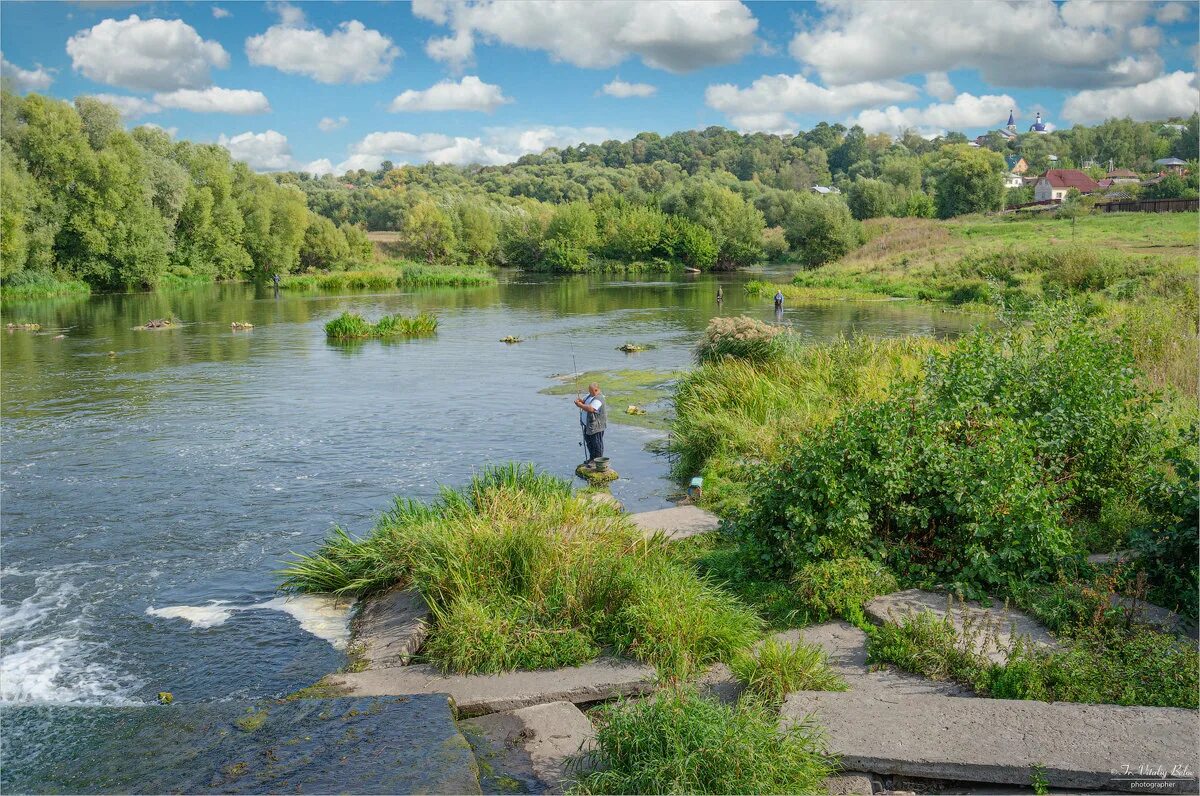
[628,505,719,540]
[1,695,480,795]
[460,701,596,795]
[864,589,1059,665]
[327,656,656,717]
[352,587,430,668]
[780,690,1200,792]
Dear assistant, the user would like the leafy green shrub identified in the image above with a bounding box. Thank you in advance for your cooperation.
[730,638,847,704]
[572,688,832,795]
[695,315,784,365]
[282,464,759,678]
[1129,438,1199,621]
[324,311,373,339]
[793,557,898,624]
[731,310,1164,593]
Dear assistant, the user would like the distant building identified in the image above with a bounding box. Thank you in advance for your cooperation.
[1028,112,1050,134]
[1034,169,1100,202]
[811,185,840,195]
[1154,157,1188,175]
[974,110,1020,147]
[1106,169,1140,184]
[1004,173,1025,188]
[1005,155,1028,174]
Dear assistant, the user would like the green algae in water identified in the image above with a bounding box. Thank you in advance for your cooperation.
[541,369,677,431]
[234,709,268,732]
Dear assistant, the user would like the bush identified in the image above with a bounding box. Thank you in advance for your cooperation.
[730,638,847,704]
[730,309,1164,594]
[793,557,899,624]
[572,688,832,795]
[282,464,760,678]
[695,315,784,365]
[1129,438,1199,621]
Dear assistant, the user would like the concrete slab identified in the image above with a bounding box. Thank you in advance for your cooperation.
[460,701,596,794]
[327,657,657,717]
[780,690,1200,792]
[865,589,1059,664]
[1110,595,1198,639]
[1,696,480,795]
[1086,550,1135,565]
[628,505,720,541]
[351,587,430,668]
[823,773,875,794]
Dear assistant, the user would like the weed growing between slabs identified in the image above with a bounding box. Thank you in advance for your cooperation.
[282,464,760,679]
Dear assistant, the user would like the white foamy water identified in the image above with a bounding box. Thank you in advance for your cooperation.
[145,594,354,649]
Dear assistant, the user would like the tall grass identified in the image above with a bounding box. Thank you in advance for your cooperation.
[281,464,760,678]
[324,311,438,339]
[281,261,495,291]
[571,687,832,795]
[729,638,847,705]
[0,270,91,301]
[672,331,941,512]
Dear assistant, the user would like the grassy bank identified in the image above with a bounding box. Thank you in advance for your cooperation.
[0,272,91,301]
[282,261,495,290]
[282,464,761,680]
[324,311,438,339]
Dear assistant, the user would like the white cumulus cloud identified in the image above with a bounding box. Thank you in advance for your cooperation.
[335,124,629,172]
[923,72,956,102]
[1061,70,1200,122]
[319,115,348,132]
[413,0,758,73]
[1,54,54,92]
[705,72,919,131]
[246,19,400,84]
[850,92,1018,136]
[67,15,229,91]
[154,87,271,114]
[218,129,329,174]
[212,6,231,19]
[601,78,657,98]
[389,76,512,112]
[87,93,161,119]
[790,1,1165,89]
[1156,2,1192,24]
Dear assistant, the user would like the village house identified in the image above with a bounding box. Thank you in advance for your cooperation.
[1105,168,1140,184]
[1004,173,1024,188]
[1153,157,1188,175]
[1005,155,1028,174]
[1034,169,1100,202]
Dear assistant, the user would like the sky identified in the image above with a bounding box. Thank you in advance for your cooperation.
[1,0,1197,175]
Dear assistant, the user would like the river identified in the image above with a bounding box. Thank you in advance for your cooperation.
[0,267,974,728]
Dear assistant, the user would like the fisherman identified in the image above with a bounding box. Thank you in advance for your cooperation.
[716,286,724,303]
[574,382,607,468]
[774,289,784,311]
[272,272,281,297]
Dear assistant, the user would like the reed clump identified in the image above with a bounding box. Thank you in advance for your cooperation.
[324,311,438,339]
[281,464,760,678]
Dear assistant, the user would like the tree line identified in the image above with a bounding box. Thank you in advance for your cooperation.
[2,86,1196,292]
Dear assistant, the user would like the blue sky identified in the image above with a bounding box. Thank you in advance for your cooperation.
[2,1,1197,174]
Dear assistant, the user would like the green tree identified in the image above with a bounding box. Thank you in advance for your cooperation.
[782,194,862,267]
[672,217,718,270]
[340,222,374,264]
[604,205,665,261]
[929,145,1005,218]
[456,201,498,264]
[299,214,350,270]
[404,200,458,264]
[846,177,899,220]
[547,201,599,250]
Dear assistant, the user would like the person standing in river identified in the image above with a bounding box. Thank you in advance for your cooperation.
[774,289,784,311]
[574,382,607,467]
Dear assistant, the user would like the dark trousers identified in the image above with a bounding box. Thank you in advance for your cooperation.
[585,431,604,460]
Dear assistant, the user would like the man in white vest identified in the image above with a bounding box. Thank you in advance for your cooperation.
[574,382,607,468]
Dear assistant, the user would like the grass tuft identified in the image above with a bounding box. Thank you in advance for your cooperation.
[730,638,847,705]
[324,311,437,339]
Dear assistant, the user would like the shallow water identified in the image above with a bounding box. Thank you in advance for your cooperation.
[0,268,974,719]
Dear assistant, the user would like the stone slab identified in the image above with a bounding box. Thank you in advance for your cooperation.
[628,505,720,541]
[781,690,1200,792]
[1110,595,1198,639]
[352,587,430,668]
[865,589,1059,664]
[327,657,657,717]
[0,696,480,795]
[1087,550,1136,565]
[460,701,596,794]
[823,773,875,795]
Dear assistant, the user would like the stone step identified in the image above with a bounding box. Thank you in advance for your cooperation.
[351,587,430,668]
[460,701,596,794]
[1,695,481,795]
[865,589,1060,665]
[628,505,720,541]
[781,690,1200,792]
[326,657,657,717]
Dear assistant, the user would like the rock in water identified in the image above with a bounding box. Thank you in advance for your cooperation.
[575,464,618,484]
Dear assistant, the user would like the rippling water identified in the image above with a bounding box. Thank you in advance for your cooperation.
[0,268,974,720]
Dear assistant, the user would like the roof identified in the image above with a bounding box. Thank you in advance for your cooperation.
[1106,169,1138,178]
[1097,179,1114,188]
[1004,155,1025,168]
[1154,158,1187,166]
[1039,169,1101,192]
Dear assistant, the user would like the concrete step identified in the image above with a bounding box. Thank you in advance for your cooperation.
[460,701,596,794]
[351,587,430,668]
[628,505,720,541]
[1,695,481,795]
[326,657,657,717]
[865,589,1060,664]
[781,690,1200,792]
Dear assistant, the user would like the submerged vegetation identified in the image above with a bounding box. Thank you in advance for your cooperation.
[323,311,438,339]
[282,464,759,679]
[572,688,832,796]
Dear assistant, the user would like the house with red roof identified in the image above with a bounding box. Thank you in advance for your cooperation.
[1033,169,1100,202]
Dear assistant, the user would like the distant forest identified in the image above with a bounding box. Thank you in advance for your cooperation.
[2,87,1197,292]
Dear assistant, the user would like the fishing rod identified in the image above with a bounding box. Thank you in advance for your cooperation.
[572,350,588,463]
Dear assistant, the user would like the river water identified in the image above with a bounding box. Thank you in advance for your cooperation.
[0,268,974,723]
